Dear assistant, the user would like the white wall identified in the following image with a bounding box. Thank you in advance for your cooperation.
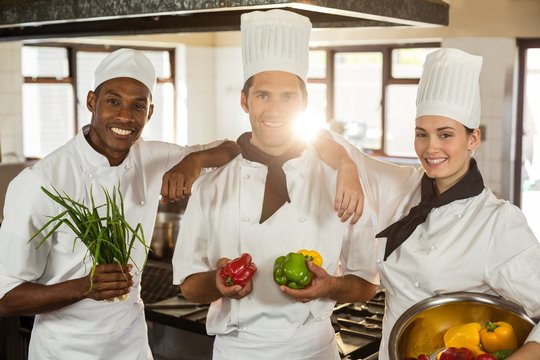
[180,45,248,145]
[183,46,216,145]
[0,42,23,163]
[213,47,249,142]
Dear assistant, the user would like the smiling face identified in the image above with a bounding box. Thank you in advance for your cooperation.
[86,77,154,166]
[240,71,307,156]
[414,115,480,194]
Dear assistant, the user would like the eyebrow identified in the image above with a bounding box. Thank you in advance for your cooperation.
[415,126,455,131]
[105,91,148,102]
[252,89,299,96]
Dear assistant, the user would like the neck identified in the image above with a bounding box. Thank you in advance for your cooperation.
[84,131,127,166]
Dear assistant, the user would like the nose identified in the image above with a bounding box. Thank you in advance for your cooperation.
[426,137,441,153]
[116,105,133,122]
[265,98,288,116]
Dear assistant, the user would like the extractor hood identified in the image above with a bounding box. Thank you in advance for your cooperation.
[0,0,449,41]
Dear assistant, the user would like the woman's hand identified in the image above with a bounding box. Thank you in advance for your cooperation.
[335,159,363,225]
[507,341,540,360]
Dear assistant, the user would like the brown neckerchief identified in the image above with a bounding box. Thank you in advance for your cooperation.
[237,132,306,224]
[376,158,485,260]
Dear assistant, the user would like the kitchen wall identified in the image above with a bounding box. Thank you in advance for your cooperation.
[0,0,539,201]
[0,42,23,163]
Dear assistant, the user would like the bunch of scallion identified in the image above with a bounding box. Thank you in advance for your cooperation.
[29,185,148,301]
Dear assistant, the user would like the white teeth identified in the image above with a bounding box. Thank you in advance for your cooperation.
[263,122,284,128]
[427,158,446,164]
[111,127,133,136]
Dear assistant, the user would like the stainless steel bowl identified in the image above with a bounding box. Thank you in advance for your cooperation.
[389,292,536,360]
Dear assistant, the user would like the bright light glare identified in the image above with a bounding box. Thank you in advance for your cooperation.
[294,110,328,142]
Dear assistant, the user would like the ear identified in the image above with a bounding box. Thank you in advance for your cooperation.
[303,92,308,111]
[147,103,154,123]
[240,91,249,113]
[86,91,96,112]
[468,128,481,150]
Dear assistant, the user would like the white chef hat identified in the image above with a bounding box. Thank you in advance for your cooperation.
[94,48,156,95]
[241,9,312,83]
[416,48,483,129]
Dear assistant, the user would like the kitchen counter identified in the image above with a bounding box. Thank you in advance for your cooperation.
[142,286,385,359]
[145,296,209,336]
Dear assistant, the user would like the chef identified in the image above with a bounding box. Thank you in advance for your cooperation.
[332,48,540,359]
[172,9,380,360]
[0,48,241,359]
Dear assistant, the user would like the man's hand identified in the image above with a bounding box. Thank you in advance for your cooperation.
[215,258,253,300]
[161,153,202,202]
[334,159,363,225]
[82,263,133,301]
[280,261,334,303]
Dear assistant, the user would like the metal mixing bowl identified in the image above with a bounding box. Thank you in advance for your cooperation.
[388,292,536,360]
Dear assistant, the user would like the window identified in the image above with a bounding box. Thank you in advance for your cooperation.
[516,39,540,238]
[306,44,439,159]
[22,45,175,158]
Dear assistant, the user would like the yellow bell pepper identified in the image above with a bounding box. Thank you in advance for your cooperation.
[480,321,518,353]
[297,249,323,267]
[443,322,484,356]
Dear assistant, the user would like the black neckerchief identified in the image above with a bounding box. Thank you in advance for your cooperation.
[237,132,306,224]
[377,158,485,260]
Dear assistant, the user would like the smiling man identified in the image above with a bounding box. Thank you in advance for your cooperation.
[0,48,241,360]
[173,10,379,360]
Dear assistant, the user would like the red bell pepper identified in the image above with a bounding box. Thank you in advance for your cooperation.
[219,253,257,287]
[440,347,475,360]
[476,354,497,360]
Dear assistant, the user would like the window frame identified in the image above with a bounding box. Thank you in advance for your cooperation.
[308,42,440,158]
[23,43,176,143]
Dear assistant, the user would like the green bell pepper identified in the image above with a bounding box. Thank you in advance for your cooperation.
[273,252,312,289]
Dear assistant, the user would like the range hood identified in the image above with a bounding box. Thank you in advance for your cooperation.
[0,0,449,41]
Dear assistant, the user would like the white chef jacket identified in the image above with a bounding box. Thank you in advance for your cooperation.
[173,147,380,360]
[0,126,215,360]
[331,132,540,360]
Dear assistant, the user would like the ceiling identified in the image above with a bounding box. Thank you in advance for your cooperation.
[0,0,449,41]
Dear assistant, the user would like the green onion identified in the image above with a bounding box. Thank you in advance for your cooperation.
[28,185,148,295]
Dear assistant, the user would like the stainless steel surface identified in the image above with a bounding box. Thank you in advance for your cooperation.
[150,212,181,260]
[389,292,536,360]
[0,162,33,223]
[0,0,448,41]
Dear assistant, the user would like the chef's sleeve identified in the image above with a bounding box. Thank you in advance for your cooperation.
[0,169,53,299]
[171,180,212,285]
[321,129,420,216]
[484,203,540,344]
[163,140,226,173]
[340,207,380,286]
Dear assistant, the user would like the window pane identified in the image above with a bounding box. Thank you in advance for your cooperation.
[76,52,109,130]
[143,50,171,79]
[22,46,69,78]
[334,52,382,150]
[385,84,417,157]
[22,84,74,157]
[521,48,540,239]
[142,83,175,142]
[308,50,326,79]
[296,83,327,140]
[391,48,438,79]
